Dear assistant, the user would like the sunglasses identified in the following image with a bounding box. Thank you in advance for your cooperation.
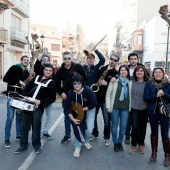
[64,57,71,60]
[41,57,49,61]
[110,58,118,62]
[72,81,82,85]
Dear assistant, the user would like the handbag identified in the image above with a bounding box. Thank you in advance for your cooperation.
[158,97,170,118]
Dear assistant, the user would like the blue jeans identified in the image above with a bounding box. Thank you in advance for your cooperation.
[20,108,44,149]
[85,108,95,142]
[62,100,71,137]
[43,103,53,134]
[93,101,110,139]
[129,108,148,146]
[5,98,21,140]
[111,108,129,144]
[149,109,170,141]
[74,108,95,148]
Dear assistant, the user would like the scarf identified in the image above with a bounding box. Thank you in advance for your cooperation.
[119,76,129,101]
[16,64,28,72]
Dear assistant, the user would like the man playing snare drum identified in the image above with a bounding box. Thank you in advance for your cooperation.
[14,63,56,154]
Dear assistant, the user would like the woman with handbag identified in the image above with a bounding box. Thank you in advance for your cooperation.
[144,67,170,167]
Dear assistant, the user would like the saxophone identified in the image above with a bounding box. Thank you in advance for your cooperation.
[91,63,112,92]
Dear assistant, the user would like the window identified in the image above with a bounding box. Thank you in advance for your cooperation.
[11,14,21,29]
[137,34,143,45]
[51,44,60,51]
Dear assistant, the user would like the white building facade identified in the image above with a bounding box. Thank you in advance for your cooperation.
[143,16,170,72]
[0,0,30,79]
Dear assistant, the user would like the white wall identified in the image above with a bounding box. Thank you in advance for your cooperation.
[143,16,170,70]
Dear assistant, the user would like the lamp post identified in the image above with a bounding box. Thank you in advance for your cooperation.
[165,25,170,74]
[159,5,170,74]
[40,34,45,49]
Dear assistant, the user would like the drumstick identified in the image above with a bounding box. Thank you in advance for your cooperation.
[18,94,25,98]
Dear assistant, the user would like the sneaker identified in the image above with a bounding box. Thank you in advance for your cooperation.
[73,148,81,157]
[16,136,21,140]
[114,143,119,152]
[43,133,53,140]
[90,135,99,141]
[84,142,92,149]
[15,146,28,154]
[61,135,71,144]
[35,148,41,154]
[118,143,124,151]
[5,139,11,148]
[124,136,130,144]
[104,139,110,146]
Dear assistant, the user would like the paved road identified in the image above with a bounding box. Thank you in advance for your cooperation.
[0,96,167,170]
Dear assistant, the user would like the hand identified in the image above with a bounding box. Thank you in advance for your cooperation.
[19,80,26,87]
[111,77,116,84]
[34,100,41,106]
[72,118,80,125]
[157,90,164,97]
[98,80,107,86]
[107,108,111,113]
[61,93,67,100]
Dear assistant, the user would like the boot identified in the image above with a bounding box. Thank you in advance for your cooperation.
[150,135,158,163]
[163,140,170,167]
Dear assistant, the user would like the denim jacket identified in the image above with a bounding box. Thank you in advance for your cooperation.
[144,81,170,114]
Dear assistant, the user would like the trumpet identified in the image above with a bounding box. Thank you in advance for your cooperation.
[35,43,41,50]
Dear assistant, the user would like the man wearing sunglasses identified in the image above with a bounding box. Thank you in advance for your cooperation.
[55,51,87,144]
[91,54,119,145]
[34,55,55,140]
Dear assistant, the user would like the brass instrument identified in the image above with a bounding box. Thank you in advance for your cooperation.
[84,34,107,58]
[91,63,112,92]
[24,34,43,87]
[77,35,107,64]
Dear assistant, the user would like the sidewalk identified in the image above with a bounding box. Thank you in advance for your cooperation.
[0,79,7,95]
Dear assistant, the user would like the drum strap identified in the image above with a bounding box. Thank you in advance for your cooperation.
[32,75,53,99]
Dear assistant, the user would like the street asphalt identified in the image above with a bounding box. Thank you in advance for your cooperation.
[0,95,168,170]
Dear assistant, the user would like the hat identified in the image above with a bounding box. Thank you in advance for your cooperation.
[71,102,84,123]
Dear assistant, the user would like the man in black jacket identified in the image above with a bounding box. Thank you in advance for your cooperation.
[3,55,29,148]
[15,64,56,154]
[91,54,119,145]
[55,51,87,144]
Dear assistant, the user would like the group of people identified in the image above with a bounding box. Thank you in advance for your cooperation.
[2,48,170,167]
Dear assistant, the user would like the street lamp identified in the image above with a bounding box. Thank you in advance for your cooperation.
[159,5,170,74]
[40,34,45,49]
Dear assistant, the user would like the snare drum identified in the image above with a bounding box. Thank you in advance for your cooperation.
[10,97,36,111]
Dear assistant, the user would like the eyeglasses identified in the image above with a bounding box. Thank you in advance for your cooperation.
[110,58,118,62]
[64,57,71,61]
[72,81,82,85]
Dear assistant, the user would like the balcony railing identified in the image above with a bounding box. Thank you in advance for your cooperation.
[0,28,8,44]
[10,27,27,44]
[10,0,29,18]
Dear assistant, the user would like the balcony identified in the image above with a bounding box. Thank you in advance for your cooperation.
[131,29,144,53]
[10,27,27,44]
[10,0,29,18]
[0,28,8,44]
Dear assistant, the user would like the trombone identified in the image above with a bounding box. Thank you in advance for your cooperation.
[77,34,107,63]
